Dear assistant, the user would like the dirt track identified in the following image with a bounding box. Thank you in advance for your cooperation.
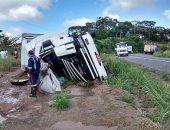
[0,69,161,130]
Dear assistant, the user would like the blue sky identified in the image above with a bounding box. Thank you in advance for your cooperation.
[0,0,170,36]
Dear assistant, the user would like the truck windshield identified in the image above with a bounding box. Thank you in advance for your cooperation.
[117,43,127,47]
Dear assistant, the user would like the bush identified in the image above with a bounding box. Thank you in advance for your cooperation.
[162,74,170,81]
[94,36,144,54]
[154,50,170,58]
[52,91,70,110]
[125,36,144,53]
[162,50,170,58]
[94,38,120,54]
[0,57,20,72]
[153,51,163,57]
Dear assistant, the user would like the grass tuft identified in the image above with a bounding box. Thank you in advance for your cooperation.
[0,124,4,130]
[162,74,170,81]
[121,94,135,108]
[52,91,70,111]
[141,99,157,108]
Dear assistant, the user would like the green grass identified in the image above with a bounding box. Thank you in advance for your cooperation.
[162,74,170,81]
[52,91,70,110]
[0,124,4,130]
[0,57,20,72]
[121,94,135,108]
[102,54,170,124]
[154,50,170,58]
[153,51,163,57]
[141,99,157,108]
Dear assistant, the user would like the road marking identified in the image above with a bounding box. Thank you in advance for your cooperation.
[128,55,170,63]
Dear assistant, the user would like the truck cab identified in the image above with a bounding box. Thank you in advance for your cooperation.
[115,42,129,56]
[21,32,107,82]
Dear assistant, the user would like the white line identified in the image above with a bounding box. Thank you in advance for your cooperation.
[129,55,170,63]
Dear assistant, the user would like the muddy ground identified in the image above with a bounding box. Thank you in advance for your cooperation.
[0,69,162,130]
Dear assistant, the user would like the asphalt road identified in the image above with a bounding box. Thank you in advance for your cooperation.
[119,54,170,74]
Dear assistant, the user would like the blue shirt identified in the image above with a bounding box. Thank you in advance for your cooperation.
[28,56,40,73]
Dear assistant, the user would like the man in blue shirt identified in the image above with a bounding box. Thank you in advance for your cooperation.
[27,50,40,97]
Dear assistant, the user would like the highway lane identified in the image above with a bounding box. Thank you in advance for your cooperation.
[119,54,170,74]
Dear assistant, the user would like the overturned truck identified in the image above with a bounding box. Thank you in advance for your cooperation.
[21,32,107,83]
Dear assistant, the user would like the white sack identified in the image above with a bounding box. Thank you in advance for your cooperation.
[39,68,61,93]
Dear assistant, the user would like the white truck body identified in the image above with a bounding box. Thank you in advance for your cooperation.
[21,32,107,82]
[144,45,157,54]
[127,46,133,53]
[115,42,129,56]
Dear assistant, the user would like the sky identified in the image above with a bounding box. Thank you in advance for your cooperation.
[0,0,170,36]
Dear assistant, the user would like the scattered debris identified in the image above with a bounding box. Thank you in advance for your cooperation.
[0,88,19,104]
[10,79,29,86]
[0,114,6,125]
[47,101,53,107]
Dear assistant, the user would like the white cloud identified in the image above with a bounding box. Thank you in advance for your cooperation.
[109,0,154,10]
[0,0,54,22]
[102,7,120,19]
[64,17,93,27]
[9,5,42,21]
[164,9,170,20]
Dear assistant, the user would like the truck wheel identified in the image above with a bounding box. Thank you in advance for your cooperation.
[126,54,129,56]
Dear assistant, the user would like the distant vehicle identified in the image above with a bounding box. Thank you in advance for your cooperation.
[127,46,133,54]
[115,42,132,56]
[144,44,157,54]
[21,32,107,82]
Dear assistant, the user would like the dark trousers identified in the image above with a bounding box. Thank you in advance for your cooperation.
[29,72,39,96]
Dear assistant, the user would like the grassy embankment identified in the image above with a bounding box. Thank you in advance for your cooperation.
[102,54,170,124]
[0,57,20,72]
[154,50,170,58]
[154,43,170,58]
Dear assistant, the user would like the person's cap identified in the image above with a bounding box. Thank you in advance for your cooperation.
[28,50,34,55]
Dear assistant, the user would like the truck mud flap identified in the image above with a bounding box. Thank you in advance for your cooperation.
[62,59,87,83]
